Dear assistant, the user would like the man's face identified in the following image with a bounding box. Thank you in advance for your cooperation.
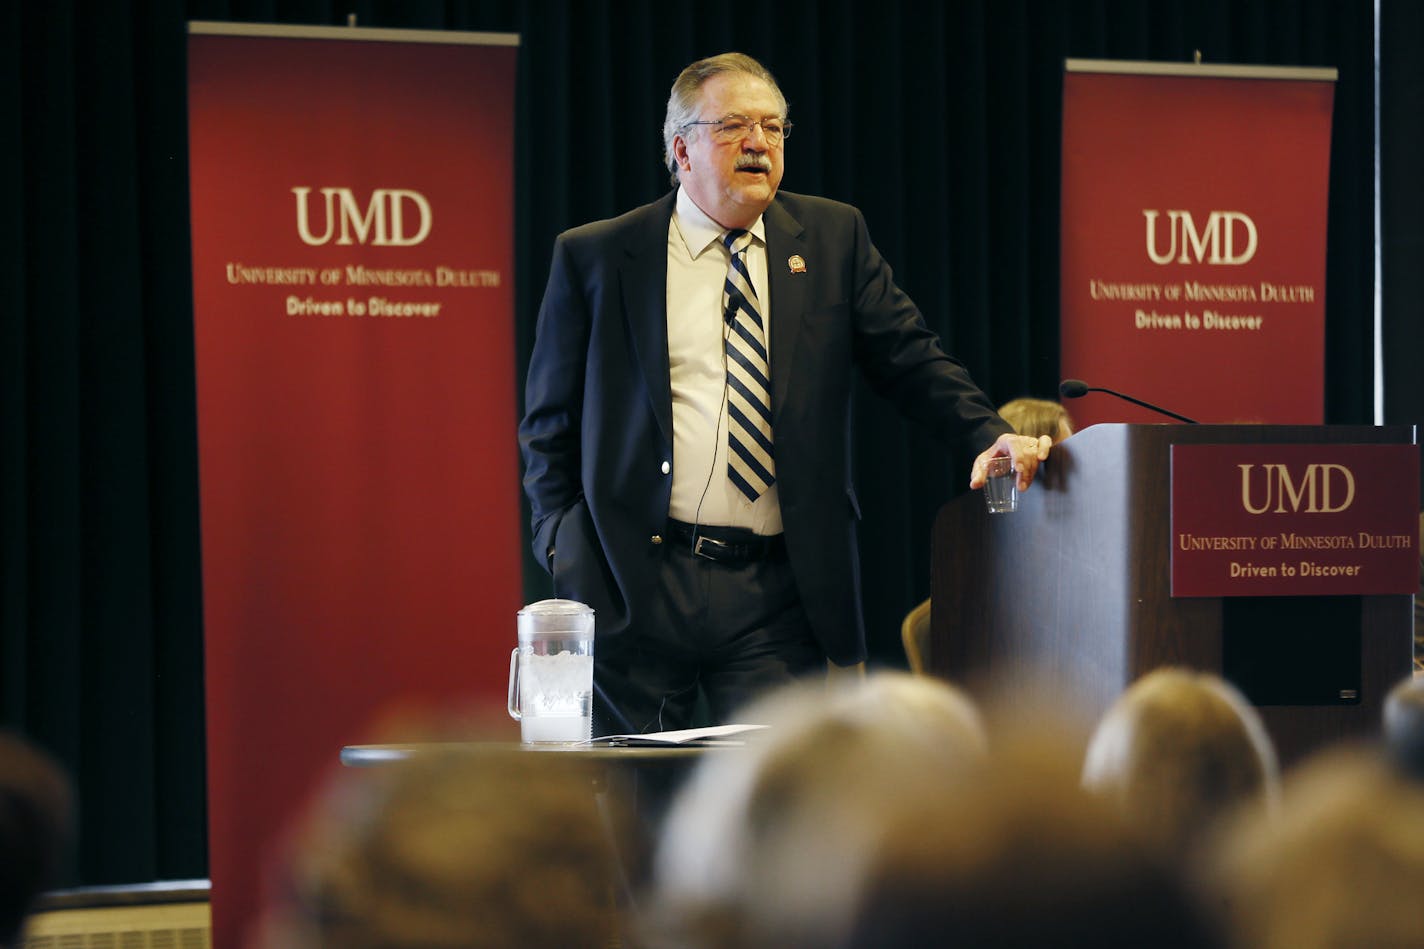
[672,72,786,230]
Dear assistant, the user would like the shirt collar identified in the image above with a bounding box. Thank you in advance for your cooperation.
[672,187,766,258]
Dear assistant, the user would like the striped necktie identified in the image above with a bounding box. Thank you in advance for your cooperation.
[722,228,775,501]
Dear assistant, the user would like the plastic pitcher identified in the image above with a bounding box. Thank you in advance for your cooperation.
[507,599,595,744]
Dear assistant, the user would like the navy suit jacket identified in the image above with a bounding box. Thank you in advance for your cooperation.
[519,189,1009,665]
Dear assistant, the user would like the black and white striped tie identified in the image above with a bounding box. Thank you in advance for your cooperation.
[722,228,775,501]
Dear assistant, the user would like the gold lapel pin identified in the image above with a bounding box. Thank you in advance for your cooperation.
[788,254,807,274]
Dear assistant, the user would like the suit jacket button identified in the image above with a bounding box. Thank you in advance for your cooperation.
[660,460,671,475]
[651,534,663,545]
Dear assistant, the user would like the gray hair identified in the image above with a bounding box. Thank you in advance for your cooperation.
[662,52,789,185]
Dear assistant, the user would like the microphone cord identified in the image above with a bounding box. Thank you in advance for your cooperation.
[689,300,734,553]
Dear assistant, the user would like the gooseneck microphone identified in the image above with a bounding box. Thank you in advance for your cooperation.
[1058,379,1198,424]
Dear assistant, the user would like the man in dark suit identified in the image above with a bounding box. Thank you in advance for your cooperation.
[519,53,1050,735]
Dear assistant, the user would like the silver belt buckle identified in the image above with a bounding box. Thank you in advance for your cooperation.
[693,535,730,560]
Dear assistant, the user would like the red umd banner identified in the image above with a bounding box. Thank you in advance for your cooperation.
[1171,443,1419,597]
[188,26,519,949]
[1061,68,1334,427]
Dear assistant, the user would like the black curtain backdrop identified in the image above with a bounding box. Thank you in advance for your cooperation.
[3,0,1409,885]
[1381,0,1424,504]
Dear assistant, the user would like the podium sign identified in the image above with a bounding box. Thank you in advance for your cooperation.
[1171,443,1419,596]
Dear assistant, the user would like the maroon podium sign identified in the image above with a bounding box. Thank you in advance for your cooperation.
[1171,443,1419,596]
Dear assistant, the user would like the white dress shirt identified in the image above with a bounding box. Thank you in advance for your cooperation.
[665,187,783,534]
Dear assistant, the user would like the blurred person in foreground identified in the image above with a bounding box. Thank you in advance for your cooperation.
[997,396,1074,443]
[0,731,74,949]
[254,749,626,949]
[841,732,1224,949]
[648,675,1222,949]
[648,672,988,949]
[1383,673,1424,781]
[1415,510,1423,672]
[1211,744,1424,949]
[1081,667,1279,860]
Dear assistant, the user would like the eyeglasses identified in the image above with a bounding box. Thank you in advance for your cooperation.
[680,113,793,146]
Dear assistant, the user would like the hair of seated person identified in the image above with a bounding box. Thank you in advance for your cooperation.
[1081,667,1279,859]
[997,397,1074,442]
[840,741,1226,949]
[257,749,624,949]
[1212,746,1424,949]
[0,731,74,949]
[1383,674,1424,781]
[648,673,989,949]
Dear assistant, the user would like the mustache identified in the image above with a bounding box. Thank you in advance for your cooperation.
[734,154,773,172]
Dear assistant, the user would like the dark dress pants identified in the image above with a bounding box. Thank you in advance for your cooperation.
[591,530,825,737]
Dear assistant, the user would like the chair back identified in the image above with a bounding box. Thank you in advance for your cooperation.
[901,598,932,675]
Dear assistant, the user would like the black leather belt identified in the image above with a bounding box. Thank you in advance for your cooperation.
[666,519,786,566]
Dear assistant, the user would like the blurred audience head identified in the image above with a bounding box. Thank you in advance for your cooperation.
[1383,674,1424,781]
[257,749,623,949]
[0,731,74,949]
[650,672,988,949]
[998,397,1074,442]
[840,731,1224,949]
[1213,745,1424,949]
[1081,667,1279,858]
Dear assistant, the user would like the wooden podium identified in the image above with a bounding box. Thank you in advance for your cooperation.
[930,423,1417,765]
